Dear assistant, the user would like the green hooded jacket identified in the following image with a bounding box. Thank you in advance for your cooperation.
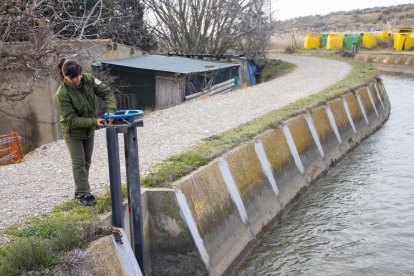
[55,73,116,139]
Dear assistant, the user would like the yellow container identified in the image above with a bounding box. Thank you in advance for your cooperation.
[326,33,344,50]
[396,27,413,33]
[394,28,413,51]
[394,33,406,51]
[362,32,378,49]
[374,31,392,41]
[394,29,414,51]
[404,33,414,51]
[304,33,320,49]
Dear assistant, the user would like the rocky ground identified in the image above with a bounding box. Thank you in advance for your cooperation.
[0,55,351,234]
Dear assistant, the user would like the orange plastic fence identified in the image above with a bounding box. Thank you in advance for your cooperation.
[0,131,23,166]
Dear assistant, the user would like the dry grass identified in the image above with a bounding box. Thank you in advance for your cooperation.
[273,3,414,35]
[269,35,305,52]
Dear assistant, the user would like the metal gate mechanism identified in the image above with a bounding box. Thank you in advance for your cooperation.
[104,110,145,273]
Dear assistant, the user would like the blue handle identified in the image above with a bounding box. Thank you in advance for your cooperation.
[103,110,144,119]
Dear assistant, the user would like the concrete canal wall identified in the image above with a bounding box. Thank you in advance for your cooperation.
[355,52,414,76]
[355,52,414,66]
[85,78,391,275]
[143,78,391,275]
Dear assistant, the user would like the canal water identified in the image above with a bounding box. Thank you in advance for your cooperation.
[235,75,414,275]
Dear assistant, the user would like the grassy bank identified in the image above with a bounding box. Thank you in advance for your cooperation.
[259,59,297,82]
[0,55,376,275]
[0,188,127,275]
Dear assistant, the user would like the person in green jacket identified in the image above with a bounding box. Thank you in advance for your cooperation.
[55,59,116,206]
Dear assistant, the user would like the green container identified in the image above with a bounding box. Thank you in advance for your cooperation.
[343,33,357,49]
[357,32,364,44]
[343,33,363,49]
[320,33,328,48]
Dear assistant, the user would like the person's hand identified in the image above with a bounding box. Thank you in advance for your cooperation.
[106,113,115,125]
[96,118,106,127]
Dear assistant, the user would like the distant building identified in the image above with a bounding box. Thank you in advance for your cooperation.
[93,55,240,110]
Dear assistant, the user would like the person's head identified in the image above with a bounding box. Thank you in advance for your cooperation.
[58,59,83,86]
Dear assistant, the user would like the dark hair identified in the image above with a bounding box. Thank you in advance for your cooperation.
[58,58,82,79]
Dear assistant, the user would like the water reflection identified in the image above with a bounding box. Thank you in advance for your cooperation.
[235,75,414,275]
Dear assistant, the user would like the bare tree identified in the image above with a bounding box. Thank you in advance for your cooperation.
[47,0,110,39]
[143,0,273,59]
[236,0,273,62]
[0,0,108,102]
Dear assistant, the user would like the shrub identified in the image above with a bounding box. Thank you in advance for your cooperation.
[0,222,97,275]
[0,203,109,275]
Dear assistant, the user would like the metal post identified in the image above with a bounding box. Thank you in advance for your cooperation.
[105,111,144,273]
[124,127,145,272]
[106,127,124,228]
[352,42,358,55]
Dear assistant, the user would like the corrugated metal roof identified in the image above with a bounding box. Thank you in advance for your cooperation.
[97,55,239,74]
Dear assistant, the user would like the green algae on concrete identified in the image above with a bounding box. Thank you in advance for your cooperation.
[358,87,375,113]
[328,98,351,130]
[406,56,414,66]
[368,83,381,107]
[146,189,185,231]
[258,128,293,170]
[385,55,398,64]
[375,81,386,102]
[225,143,265,199]
[376,55,387,64]
[355,52,414,66]
[396,55,409,65]
[344,93,364,121]
[221,140,284,239]
[176,161,235,236]
[286,115,314,155]
[310,106,334,142]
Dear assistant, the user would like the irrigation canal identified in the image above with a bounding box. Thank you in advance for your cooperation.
[234,74,414,275]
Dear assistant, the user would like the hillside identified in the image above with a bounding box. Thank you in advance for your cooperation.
[273,3,414,35]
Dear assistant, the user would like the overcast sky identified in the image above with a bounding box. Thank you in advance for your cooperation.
[273,0,414,20]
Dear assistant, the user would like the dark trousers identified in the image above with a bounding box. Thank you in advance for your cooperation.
[65,136,94,196]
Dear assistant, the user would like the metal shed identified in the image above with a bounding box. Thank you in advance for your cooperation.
[93,55,239,109]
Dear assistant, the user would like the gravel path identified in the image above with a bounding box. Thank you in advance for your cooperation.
[0,55,351,231]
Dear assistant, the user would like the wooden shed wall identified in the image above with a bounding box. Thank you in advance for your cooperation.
[155,74,185,109]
